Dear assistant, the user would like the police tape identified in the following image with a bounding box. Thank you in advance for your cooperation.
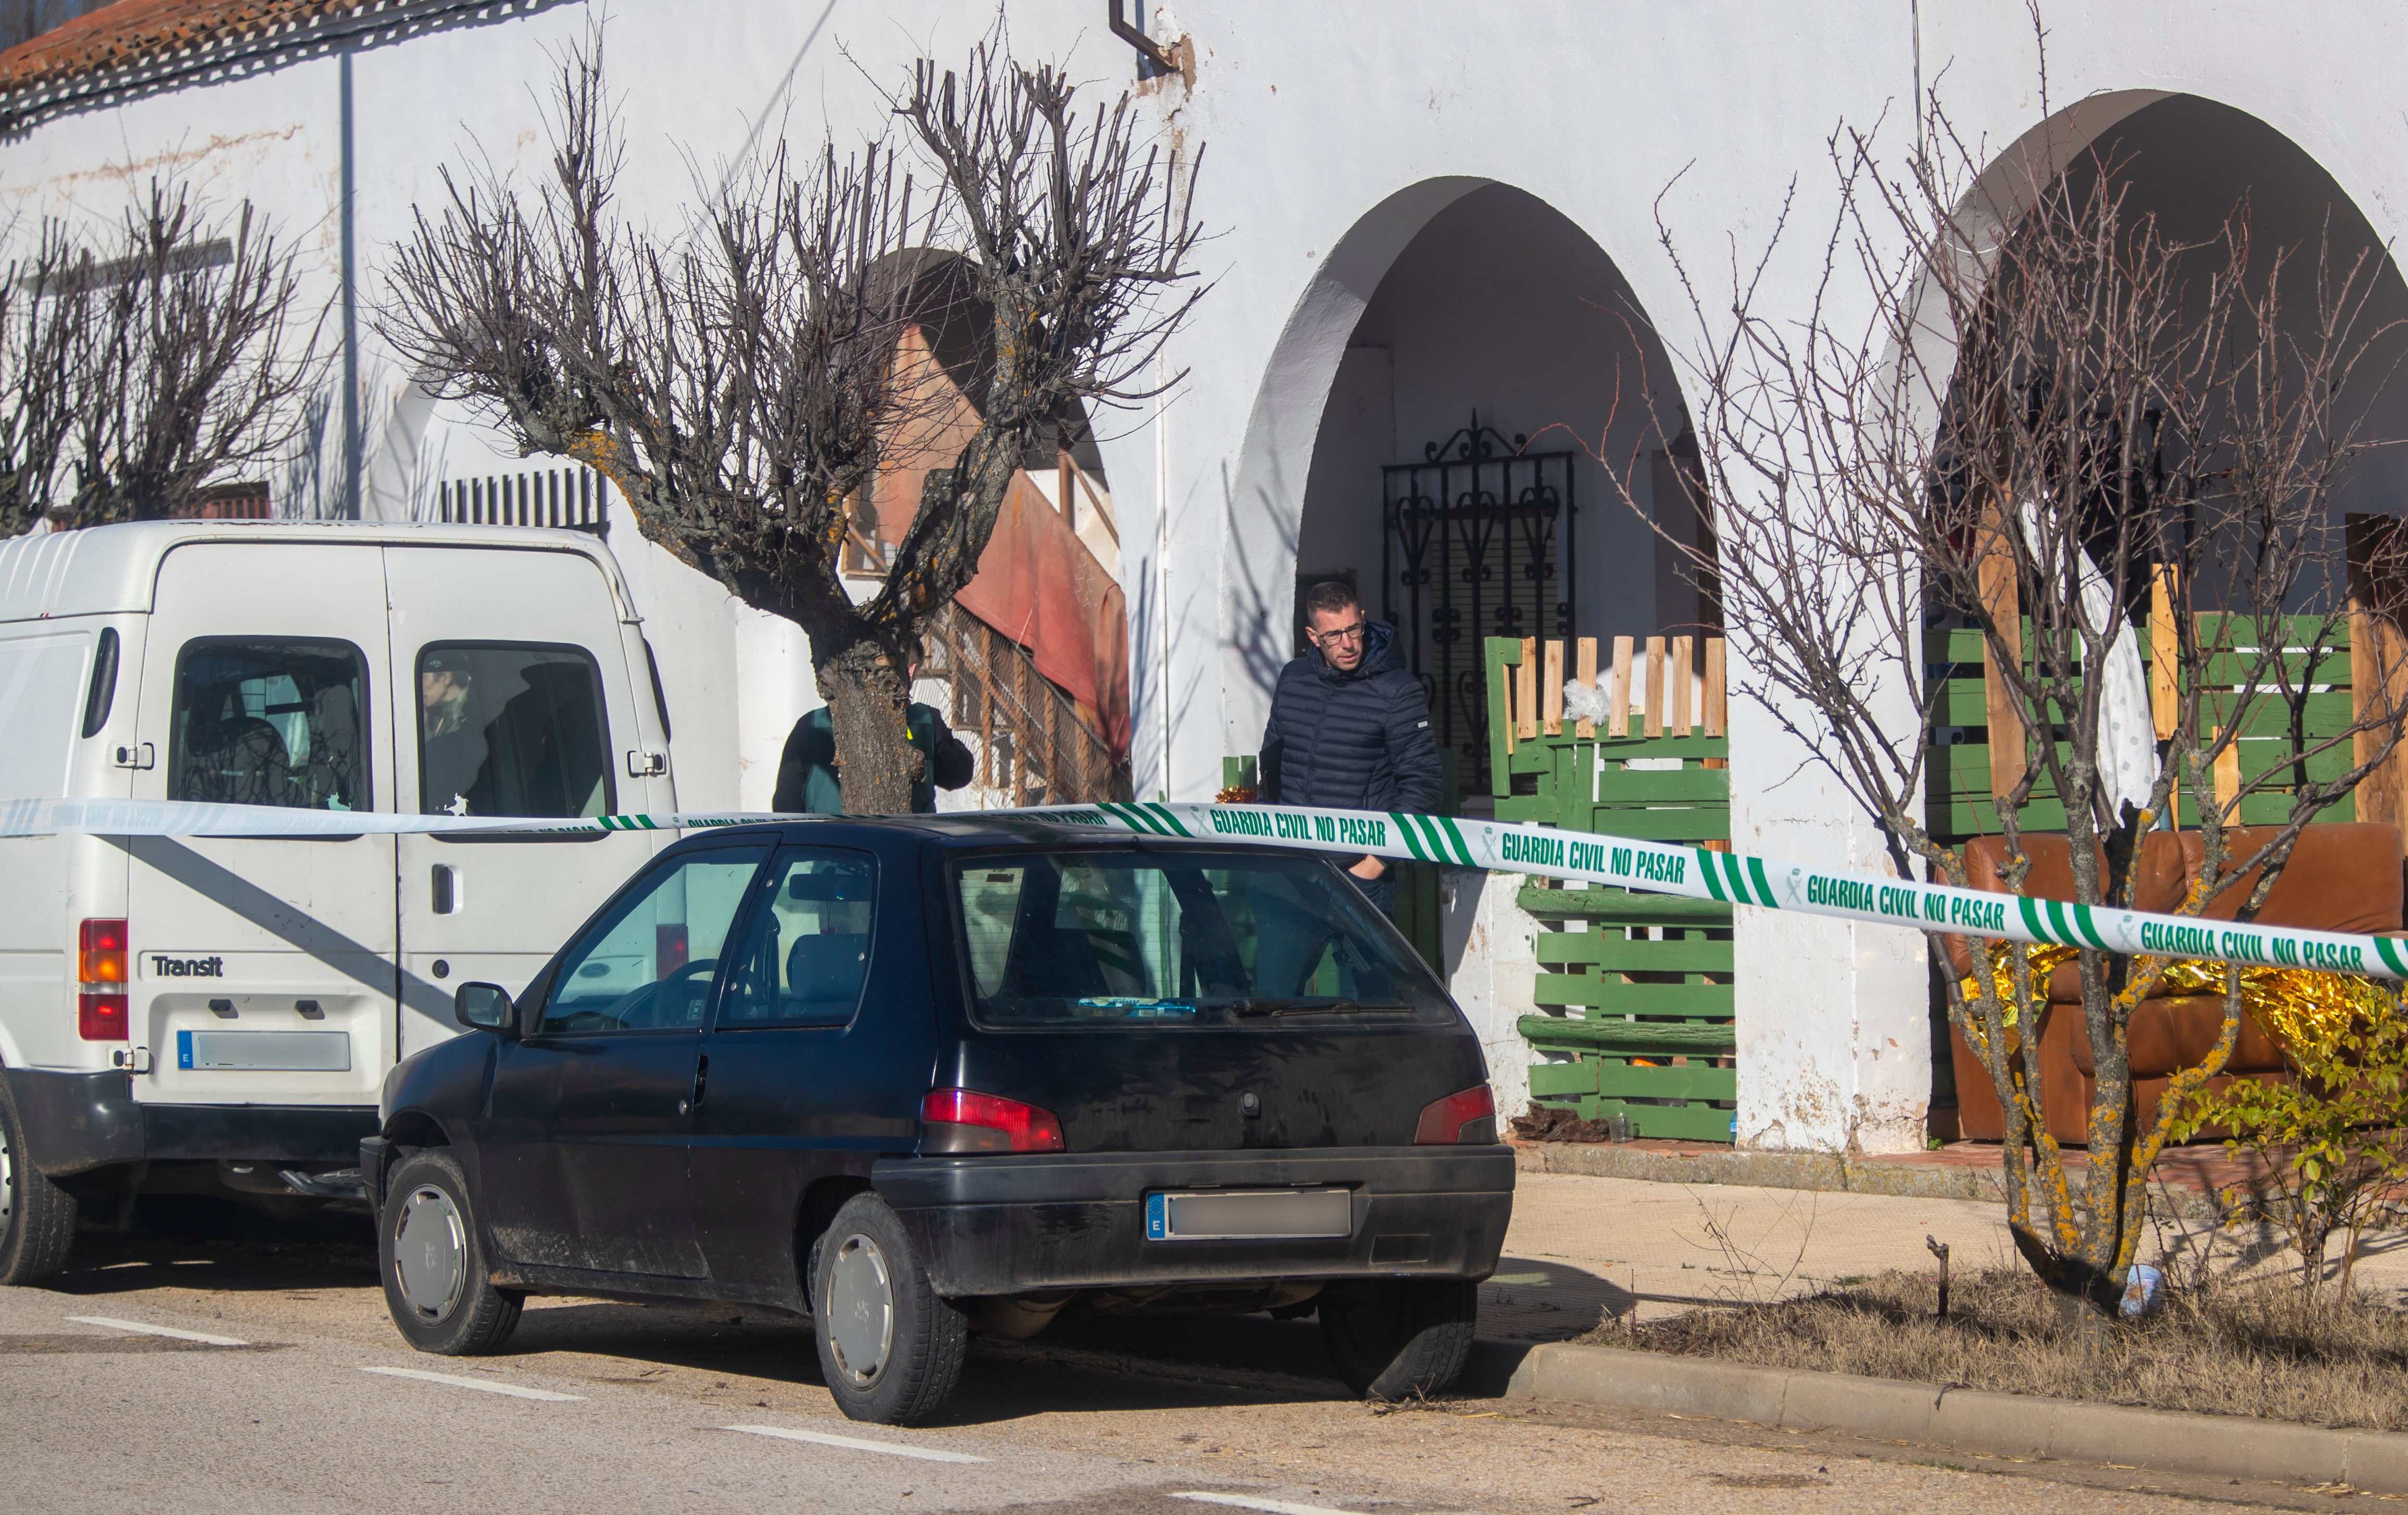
[0,796,763,839]
[4,793,2400,983]
[1044,800,2408,983]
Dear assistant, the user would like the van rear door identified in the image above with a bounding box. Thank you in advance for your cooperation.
[126,542,398,1111]
[386,544,671,1057]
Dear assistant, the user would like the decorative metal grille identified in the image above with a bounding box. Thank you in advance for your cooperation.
[1382,418,1575,792]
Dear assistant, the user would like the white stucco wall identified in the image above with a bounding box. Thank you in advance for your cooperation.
[14,1,2408,1151]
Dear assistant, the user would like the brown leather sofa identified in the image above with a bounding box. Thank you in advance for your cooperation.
[1945,823,2402,1145]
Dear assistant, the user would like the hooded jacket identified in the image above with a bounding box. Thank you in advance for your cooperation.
[1258,620,1441,814]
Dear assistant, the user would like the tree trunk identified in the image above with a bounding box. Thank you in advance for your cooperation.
[2052,1285,2115,1345]
[818,637,922,815]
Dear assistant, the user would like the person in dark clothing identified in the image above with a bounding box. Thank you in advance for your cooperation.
[1258,580,1441,920]
[773,698,975,814]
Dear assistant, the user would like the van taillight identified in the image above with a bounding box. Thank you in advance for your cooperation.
[921,1088,1066,1154]
[79,992,128,1041]
[1414,1084,1496,1145]
[78,919,129,1041]
[79,919,127,985]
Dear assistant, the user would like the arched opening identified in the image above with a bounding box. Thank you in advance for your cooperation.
[1264,182,1724,1138]
[1923,93,2408,1144]
[1291,183,1700,796]
[2048,95,2408,530]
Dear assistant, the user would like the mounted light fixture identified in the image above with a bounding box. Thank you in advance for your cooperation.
[1109,0,1177,77]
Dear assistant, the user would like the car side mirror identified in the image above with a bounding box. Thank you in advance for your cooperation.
[453,982,516,1035]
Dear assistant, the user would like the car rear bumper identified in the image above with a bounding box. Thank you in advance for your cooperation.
[871,1145,1515,1298]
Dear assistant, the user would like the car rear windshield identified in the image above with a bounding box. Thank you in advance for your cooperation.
[952,849,1456,1029]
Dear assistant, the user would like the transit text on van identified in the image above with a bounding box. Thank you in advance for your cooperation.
[150,955,225,978]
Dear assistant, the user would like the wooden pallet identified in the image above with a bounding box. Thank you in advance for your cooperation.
[1490,634,1738,1141]
[1927,595,2371,842]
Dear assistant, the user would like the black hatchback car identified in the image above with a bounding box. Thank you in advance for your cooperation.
[363,817,1512,1423]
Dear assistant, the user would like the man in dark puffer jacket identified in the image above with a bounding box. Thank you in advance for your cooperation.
[1259,580,1440,918]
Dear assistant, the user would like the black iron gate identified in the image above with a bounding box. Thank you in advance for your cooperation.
[1383,418,1576,792]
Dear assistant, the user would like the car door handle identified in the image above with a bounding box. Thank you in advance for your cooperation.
[686,1053,709,1113]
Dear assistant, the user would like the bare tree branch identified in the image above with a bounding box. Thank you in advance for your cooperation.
[1598,51,2408,1319]
[2,181,321,534]
[380,23,1203,810]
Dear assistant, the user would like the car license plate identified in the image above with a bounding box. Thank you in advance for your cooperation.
[176,1030,351,1072]
[1144,1187,1352,1241]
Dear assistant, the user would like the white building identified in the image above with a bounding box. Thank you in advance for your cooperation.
[7,0,2405,1154]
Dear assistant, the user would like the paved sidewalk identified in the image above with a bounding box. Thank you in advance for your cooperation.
[1476,1167,2408,1343]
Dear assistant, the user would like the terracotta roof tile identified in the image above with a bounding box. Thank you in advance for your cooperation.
[0,1,373,97]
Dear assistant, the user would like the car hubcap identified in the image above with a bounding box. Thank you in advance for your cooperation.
[0,1129,15,1233]
[826,1232,895,1388]
[393,1185,467,1322]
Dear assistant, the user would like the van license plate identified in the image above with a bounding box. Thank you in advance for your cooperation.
[176,1030,351,1072]
[1144,1188,1352,1241]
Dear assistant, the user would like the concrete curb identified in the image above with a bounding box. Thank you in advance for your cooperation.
[1515,1140,2007,1203]
[1466,1337,2408,1493]
[1513,1142,2232,1224]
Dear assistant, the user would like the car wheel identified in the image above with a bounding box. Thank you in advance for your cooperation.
[1319,1278,1477,1399]
[0,1071,77,1286]
[811,1193,967,1425]
[378,1149,523,1356]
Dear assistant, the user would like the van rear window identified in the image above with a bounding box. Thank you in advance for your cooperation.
[951,849,1455,1029]
[417,643,612,817]
[170,639,369,810]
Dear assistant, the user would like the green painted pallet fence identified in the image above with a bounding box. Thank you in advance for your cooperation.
[1489,634,1738,1142]
[1928,614,2360,842]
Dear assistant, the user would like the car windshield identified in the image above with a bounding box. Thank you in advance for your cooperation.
[951,849,1455,1029]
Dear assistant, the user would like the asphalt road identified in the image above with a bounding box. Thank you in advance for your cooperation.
[0,1197,2364,1514]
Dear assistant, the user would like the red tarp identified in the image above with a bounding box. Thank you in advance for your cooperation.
[953,471,1132,760]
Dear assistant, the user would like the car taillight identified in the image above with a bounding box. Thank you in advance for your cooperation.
[921,1088,1066,1154]
[657,923,688,974]
[1414,1083,1496,1145]
[78,919,130,1042]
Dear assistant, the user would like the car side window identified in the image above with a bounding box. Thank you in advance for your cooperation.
[541,847,769,1034]
[417,642,612,817]
[170,638,369,810]
[718,849,877,1029]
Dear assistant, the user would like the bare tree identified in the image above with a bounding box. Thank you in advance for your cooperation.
[1,180,321,535]
[0,219,79,533]
[381,28,1203,811]
[1621,53,2408,1321]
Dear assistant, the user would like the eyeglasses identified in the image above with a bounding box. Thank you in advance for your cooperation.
[1312,621,1368,647]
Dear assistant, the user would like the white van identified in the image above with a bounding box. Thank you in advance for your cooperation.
[0,521,678,1283]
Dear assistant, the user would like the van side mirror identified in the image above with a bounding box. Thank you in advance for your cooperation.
[453,982,515,1034]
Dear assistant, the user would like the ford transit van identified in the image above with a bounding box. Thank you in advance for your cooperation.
[0,521,677,1282]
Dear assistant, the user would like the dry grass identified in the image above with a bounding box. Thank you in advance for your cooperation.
[1599,1267,2408,1431]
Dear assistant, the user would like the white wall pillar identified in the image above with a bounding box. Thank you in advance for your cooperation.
[1725,690,1933,1155]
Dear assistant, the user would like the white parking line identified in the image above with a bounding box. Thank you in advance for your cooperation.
[724,1424,987,1463]
[359,1366,584,1401]
[66,1315,249,1347]
[1173,1494,1367,1515]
